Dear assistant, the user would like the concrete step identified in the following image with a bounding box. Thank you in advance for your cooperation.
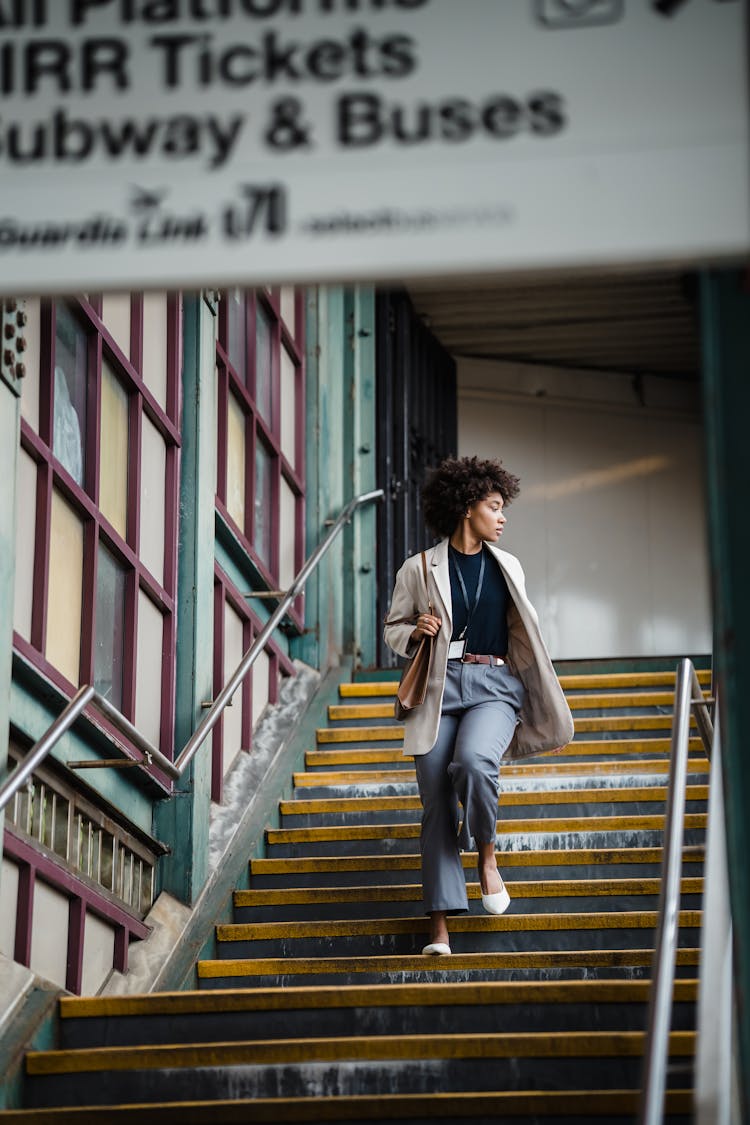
[305,738,706,769]
[24,1031,695,1107]
[328,689,711,722]
[199,946,701,988]
[317,720,697,747]
[56,980,698,1049]
[249,846,705,888]
[213,909,701,960]
[265,814,707,858]
[292,759,711,795]
[339,670,711,697]
[233,877,703,922]
[277,786,708,828]
[0,1088,696,1124]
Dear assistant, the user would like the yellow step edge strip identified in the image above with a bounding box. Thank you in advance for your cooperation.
[278,786,708,816]
[293,759,710,786]
[250,846,704,875]
[0,1089,697,1123]
[560,670,711,688]
[341,671,712,696]
[234,877,703,907]
[26,1030,696,1076]
[329,691,709,720]
[307,737,705,762]
[266,813,707,843]
[199,947,701,978]
[59,978,698,1020]
[317,716,696,743]
[216,909,701,942]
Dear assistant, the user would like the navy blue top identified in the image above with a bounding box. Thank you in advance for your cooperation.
[449,545,510,656]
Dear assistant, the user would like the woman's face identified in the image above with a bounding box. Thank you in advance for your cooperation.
[466,491,507,542]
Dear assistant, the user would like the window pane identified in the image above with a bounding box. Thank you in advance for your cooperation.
[101,293,131,359]
[222,600,245,777]
[30,881,69,988]
[100,360,129,538]
[279,475,297,592]
[139,413,166,584]
[135,590,163,749]
[94,545,126,710]
[82,911,116,996]
[280,345,297,468]
[255,303,273,424]
[280,287,296,338]
[14,447,37,640]
[225,290,247,384]
[0,858,19,959]
[226,393,246,531]
[141,293,168,409]
[251,648,270,728]
[47,490,83,684]
[254,441,273,567]
[53,304,88,485]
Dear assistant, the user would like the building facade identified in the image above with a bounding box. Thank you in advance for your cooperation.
[0,285,379,995]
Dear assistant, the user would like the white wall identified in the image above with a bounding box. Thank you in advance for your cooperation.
[29,881,69,988]
[0,858,19,958]
[458,358,711,660]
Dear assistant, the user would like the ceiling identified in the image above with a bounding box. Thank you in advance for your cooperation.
[408,268,701,379]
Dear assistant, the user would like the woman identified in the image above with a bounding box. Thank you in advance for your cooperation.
[384,456,574,955]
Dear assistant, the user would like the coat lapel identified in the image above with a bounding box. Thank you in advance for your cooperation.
[428,539,452,628]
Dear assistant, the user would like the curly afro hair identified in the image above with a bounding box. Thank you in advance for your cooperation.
[421,456,520,539]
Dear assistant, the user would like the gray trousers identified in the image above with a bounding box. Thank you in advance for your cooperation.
[414,660,524,914]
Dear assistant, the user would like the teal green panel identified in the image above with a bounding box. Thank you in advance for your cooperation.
[0,985,60,1109]
[155,295,215,905]
[293,288,322,669]
[344,287,378,670]
[294,286,347,672]
[293,285,379,675]
[700,267,750,1119]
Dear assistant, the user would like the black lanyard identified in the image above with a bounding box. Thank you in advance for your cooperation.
[450,548,486,640]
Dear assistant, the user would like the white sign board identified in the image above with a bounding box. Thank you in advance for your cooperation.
[0,0,747,292]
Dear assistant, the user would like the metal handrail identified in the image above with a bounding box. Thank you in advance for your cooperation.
[173,487,383,775]
[0,488,383,814]
[638,658,714,1125]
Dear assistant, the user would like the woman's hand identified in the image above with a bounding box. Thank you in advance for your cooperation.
[410,613,442,642]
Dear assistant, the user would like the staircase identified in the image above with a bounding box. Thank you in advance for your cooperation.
[0,663,710,1123]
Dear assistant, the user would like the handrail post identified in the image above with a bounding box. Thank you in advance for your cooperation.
[638,658,695,1125]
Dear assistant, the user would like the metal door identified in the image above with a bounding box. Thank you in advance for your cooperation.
[375,289,457,667]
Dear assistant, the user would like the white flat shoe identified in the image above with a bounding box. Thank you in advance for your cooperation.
[422,942,452,956]
[481,886,511,915]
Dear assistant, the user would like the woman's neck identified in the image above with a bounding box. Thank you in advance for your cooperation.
[449,529,483,555]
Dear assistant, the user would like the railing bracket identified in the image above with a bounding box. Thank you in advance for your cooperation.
[67,759,140,770]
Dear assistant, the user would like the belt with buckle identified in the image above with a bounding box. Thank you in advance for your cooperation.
[461,653,505,667]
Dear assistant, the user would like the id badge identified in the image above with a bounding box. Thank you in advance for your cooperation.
[448,639,467,660]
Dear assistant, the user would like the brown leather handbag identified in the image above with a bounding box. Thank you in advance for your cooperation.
[385,551,435,721]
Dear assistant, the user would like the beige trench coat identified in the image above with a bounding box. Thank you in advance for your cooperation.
[383,538,574,760]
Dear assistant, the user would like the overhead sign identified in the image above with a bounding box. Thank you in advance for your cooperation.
[0,0,747,292]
